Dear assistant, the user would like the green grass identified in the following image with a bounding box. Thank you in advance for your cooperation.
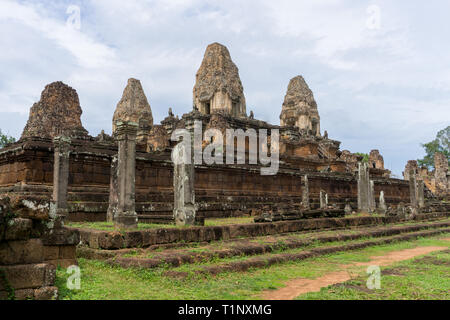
[167,232,450,273]
[55,234,450,300]
[346,212,385,218]
[66,216,254,232]
[297,248,450,300]
[66,216,449,234]
[204,216,253,226]
[66,221,177,231]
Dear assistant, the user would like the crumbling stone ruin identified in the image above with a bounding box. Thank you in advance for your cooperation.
[339,150,362,173]
[0,196,79,300]
[2,42,449,300]
[434,152,449,195]
[21,81,88,139]
[369,149,391,178]
[0,42,413,227]
[369,150,383,169]
[403,160,419,182]
[403,153,449,197]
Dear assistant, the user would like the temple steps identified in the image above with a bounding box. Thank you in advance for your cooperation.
[76,214,450,275]
[164,227,450,277]
[98,220,450,273]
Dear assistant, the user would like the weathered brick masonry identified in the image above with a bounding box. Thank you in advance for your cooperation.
[0,137,409,222]
[0,197,79,300]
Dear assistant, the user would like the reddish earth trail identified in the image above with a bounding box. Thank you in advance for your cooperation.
[261,245,449,300]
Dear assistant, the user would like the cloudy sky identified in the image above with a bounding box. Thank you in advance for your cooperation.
[0,0,449,176]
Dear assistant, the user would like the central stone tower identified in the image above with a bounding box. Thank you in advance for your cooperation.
[280,76,321,136]
[193,42,246,117]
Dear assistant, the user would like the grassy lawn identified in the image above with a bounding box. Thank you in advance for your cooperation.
[66,221,177,231]
[66,215,447,232]
[204,216,254,226]
[297,249,450,300]
[55,234,450,300]
[66,216,254,231]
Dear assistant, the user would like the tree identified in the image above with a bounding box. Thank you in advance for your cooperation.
[355,152,369,163]
[417,126,449,170]
[0,129,16,149]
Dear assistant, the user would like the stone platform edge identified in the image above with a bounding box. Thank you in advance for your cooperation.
[72,212,450,250]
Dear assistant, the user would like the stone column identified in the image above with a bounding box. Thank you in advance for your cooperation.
[302,175,310,209]
[106,155,118,223]
[173,141,196,226]
[409,169,418,209]
[114,121,138,229]
[357,162,370,212]
[319,190,327,209]
[379,190,387,213]
[52,136,71,227]
[369,180,376,213]
[417,180,425,209]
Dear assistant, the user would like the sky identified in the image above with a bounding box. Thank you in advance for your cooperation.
[0,0,449,177]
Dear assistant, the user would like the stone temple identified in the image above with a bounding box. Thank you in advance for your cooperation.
[1,42,449,301]
[2,42,443,225]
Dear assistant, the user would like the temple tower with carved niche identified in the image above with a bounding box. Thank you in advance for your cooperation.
[280,76,321,136]
[193,42,246,118]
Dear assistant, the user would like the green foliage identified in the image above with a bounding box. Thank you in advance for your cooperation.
[0,129,16,149]
[0,268,15,300]
[355,152,369,163]
[418,126,450,170]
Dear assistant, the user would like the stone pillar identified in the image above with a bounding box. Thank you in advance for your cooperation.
[106,155,118,223]
[379,190,387,213]
[369,180,376,213]
[319,190,327,209]
[52,136,71,226]
[114,121,138,229]
[302,175,310,209]
[417,180,425,208]
[409,169,418,209]
[173,141,196,226]
[357,162,370,212]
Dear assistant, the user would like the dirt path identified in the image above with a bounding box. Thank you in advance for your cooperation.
[261,245,449,300]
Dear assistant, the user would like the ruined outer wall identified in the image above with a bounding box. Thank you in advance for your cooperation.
[0,139,411,221]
